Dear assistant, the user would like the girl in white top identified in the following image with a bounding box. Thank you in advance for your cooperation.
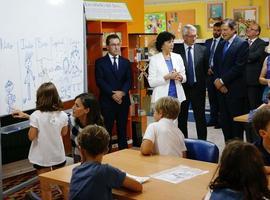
[13,82,68,175]
[140,97,186,157]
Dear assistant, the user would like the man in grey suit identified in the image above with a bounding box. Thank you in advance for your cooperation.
[245,21,267,110]
[173,24,208,140]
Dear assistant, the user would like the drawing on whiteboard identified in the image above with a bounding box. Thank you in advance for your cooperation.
[5,80,16,114]
[60,57,71,98]
[70,48,81,75]
[23,52,35,103]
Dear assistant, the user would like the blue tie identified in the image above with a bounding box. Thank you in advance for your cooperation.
[209,39,216,67]
[113,56,118,71]
[222,41,229,58]
[187,46,195,85]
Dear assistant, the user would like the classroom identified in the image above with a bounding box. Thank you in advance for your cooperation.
[2,0,270,199]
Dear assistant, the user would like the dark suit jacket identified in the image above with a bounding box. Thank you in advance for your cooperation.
[213,36,249,98]
[95,54,131,108]
[245,38,267,86]
[205,38,223,66]
[173,43,208,88]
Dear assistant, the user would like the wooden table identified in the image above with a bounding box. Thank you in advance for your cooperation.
[233,114,248,123]
[39,149,217,200]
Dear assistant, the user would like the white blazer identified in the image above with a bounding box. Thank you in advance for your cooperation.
[148,52,186,103]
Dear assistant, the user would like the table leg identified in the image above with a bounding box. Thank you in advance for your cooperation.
[39,180,52,200]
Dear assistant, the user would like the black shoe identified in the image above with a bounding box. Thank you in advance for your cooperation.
[214,124,221,129]
[206,122,216,127]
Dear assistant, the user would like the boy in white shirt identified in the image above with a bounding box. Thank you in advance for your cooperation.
[140,97,186,157]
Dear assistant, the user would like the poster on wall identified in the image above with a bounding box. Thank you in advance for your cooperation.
[166,10,195,39]
[207,2,225,29]
[233,6,258,38]
[144,13,166,33]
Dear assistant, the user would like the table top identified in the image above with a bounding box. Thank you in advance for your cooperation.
[39,149,217,200]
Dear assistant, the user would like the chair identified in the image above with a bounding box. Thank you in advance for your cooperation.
[184,138,219,163]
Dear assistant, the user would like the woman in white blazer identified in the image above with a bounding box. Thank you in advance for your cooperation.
[148,31,186,104]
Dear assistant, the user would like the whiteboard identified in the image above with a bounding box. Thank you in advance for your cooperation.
[0,0,85,116]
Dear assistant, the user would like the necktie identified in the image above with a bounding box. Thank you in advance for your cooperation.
[187,46,194,85]
[222,41,229,58]
[248,39,252,47]
[113,56,118,71]
[209,39,216,67]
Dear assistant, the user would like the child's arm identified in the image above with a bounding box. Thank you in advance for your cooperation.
[265,166,270,174]
[12,110,30,119]
[122,176,143,192]
[140,139,154,155]
[61,125,68,137]
[28,126,38,141]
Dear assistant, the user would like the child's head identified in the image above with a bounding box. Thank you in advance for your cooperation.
[36,82,62,111]
[154,97,180,121]
[210,140,269,199]
[252,106,270,139]
[73,93,104,127]
[77,125,109,158]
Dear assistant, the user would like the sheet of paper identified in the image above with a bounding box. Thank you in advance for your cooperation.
[126,173,150,184]
[150,165,209,184]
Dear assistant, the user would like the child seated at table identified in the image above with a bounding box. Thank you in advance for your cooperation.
[69,125,142,200]
[252,106,270,173]
[140,96,186,157]
[204,140,270,200]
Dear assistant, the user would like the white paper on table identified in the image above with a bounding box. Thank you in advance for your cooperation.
[126,173,150,184]
[150,165,209,184]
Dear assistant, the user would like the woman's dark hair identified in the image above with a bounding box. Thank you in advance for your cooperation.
[155,31,175,52]
[36,82,63,111]
[209,140,270,199]
[74,93,104,127]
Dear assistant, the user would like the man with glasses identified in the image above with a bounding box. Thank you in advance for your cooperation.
[244,21,267,142]
[173,24,208,140]
[245,21,267,110]
[95,34,131,150]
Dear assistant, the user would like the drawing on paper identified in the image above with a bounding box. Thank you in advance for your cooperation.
[5,80,16,114]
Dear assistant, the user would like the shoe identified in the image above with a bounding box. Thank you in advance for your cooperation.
[206,122,216,127]
[214,124,221,129]
[24,191,41,200]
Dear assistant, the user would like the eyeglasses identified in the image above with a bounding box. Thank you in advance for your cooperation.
[247,28,258,31]
[109,43,121,47]
[185,35,197,38]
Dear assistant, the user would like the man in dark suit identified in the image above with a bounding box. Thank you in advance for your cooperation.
[244,22,267,142]
[204,22,223,128]
[245,22,267,109]
[213,19,249,141]
[95,34,131,150]
[174,24,208,140]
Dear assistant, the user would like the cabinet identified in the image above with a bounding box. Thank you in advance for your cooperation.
[86,21,132,149]
[128,33,157,146]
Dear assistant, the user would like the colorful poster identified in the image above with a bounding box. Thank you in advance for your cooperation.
[207,2,224,29]
[144,13,166,33]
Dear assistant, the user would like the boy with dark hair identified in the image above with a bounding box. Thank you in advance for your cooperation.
[252,106,270,168]
[140,96,186,157]
[69,125,142,200]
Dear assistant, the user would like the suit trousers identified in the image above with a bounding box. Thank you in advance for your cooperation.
[101,104,129,150]
[178,83,207,140]
[206,74,219,123]
[217,92,245,141]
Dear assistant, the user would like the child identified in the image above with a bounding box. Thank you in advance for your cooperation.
[70,93,104,163]
[140,96,186,157]
[252,106,270,170]
[204,140,270,200]
[69,125,142,200]
[13,82,68,175]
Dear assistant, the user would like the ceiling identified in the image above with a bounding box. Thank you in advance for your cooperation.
[144,0,208,5]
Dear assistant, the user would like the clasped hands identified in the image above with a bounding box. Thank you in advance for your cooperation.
[164,70,183,81]
[112,90,125,104]
[214,79,228,94]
